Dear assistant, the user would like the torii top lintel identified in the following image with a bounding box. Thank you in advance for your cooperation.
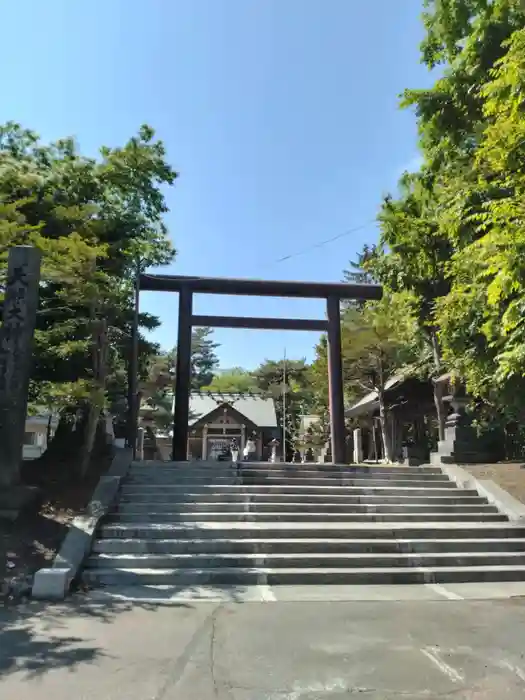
[139,273,383,301]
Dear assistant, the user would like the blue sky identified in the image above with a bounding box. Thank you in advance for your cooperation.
[1,0,433,369]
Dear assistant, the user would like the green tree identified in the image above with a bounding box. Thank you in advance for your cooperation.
[361,172,452,439]
[253,358,314,459]
[359,0,525,437]
[0,121,177,470]
[202,367,259,393]
[141,328,221,429]
[310,294,419,462]
[405,0,525,169]
[191,327,219,389]
[435,28,525,415]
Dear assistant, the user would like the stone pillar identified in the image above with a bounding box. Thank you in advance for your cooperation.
[136,427,145,461]
[172,286,192,460]
[202,424,208,459]
[270,438,279,463]
[353,428,363,464]
[240,424,246,455]
[0,246,41,487]
[326,296,346,464]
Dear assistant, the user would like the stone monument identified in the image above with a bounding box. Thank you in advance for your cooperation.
[269,438,280,463]
[353,428,363,464]
[0,246,42,516]
[431,374,495,464]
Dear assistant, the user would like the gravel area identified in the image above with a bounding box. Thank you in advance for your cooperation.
[462,462,525,504]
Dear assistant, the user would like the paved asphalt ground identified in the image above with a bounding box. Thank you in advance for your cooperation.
[2,591,525,699]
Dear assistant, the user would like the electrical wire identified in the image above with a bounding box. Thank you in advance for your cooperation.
[263,219,376,269]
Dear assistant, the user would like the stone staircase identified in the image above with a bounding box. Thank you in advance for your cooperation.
[82,461,525,591]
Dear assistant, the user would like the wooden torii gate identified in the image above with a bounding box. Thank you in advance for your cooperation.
[135,274,382,463]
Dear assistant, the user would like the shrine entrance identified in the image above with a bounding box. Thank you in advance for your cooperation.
[133,273,382,463]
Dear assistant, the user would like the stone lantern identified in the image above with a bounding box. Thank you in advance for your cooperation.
[432,374,491,464]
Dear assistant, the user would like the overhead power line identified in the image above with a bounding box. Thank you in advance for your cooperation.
[266,219,377,268]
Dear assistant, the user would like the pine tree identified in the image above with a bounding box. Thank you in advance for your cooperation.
[191,327,219,389]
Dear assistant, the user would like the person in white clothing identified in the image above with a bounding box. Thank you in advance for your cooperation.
[243,437,256,461]
[230,437,239,463]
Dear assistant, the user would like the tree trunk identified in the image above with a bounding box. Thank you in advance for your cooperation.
[430,329,446,441]
[433,381,446,443]
[371,420,378,462]
[126,357,133,448]
[377,389,393,462]
[79,404,102,476]
[46,411,53,448]
[79,317,108,477]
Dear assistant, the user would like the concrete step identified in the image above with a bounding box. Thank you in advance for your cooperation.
[130,462,443,475]
[92,537,525,555]
[118,492,485,505]
[82,564,525,587]
[99,522,524,540]
[128,467,447,481]
[126,475,239,485]
[120,484,464,497]
[114,502,496,515]
[85,551,525,570]
[249,465,444,474]
[237,469,449,481]
[128,462,237,479]
[249,464,443,474]
[124,476,457,488]
[107,511,507,523]
[126,469,451,482]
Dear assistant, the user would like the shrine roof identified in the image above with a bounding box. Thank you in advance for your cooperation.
[189,391,277,428]
[345,375,405,418]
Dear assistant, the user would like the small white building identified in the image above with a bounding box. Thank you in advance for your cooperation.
[23,412,59,460]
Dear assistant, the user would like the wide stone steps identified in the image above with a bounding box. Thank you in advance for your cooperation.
[80,462,525,592]
[98,521,524,541]
[87,551,525,569]
[114,497,498,515]
[128,472,449,486]
[83,564,525,586]
[120,484,462,496]
[118,492,483,504]
[92,537,525,555]
[129,461,443,475]
[126,476,451,487]
[114,501,496,514]
[110,512,506,523]
[127,469,448,480]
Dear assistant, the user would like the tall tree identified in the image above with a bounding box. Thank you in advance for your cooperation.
[405,0,525,170]
[358,0,525,438]
[435,27,525,416]
[201,367,259,393]
[141,329,221,427]
[0,121,177,470]
[254,358,314,459]
[191,327,219,389]
[310,294,419,461]
[362,174,452,439]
